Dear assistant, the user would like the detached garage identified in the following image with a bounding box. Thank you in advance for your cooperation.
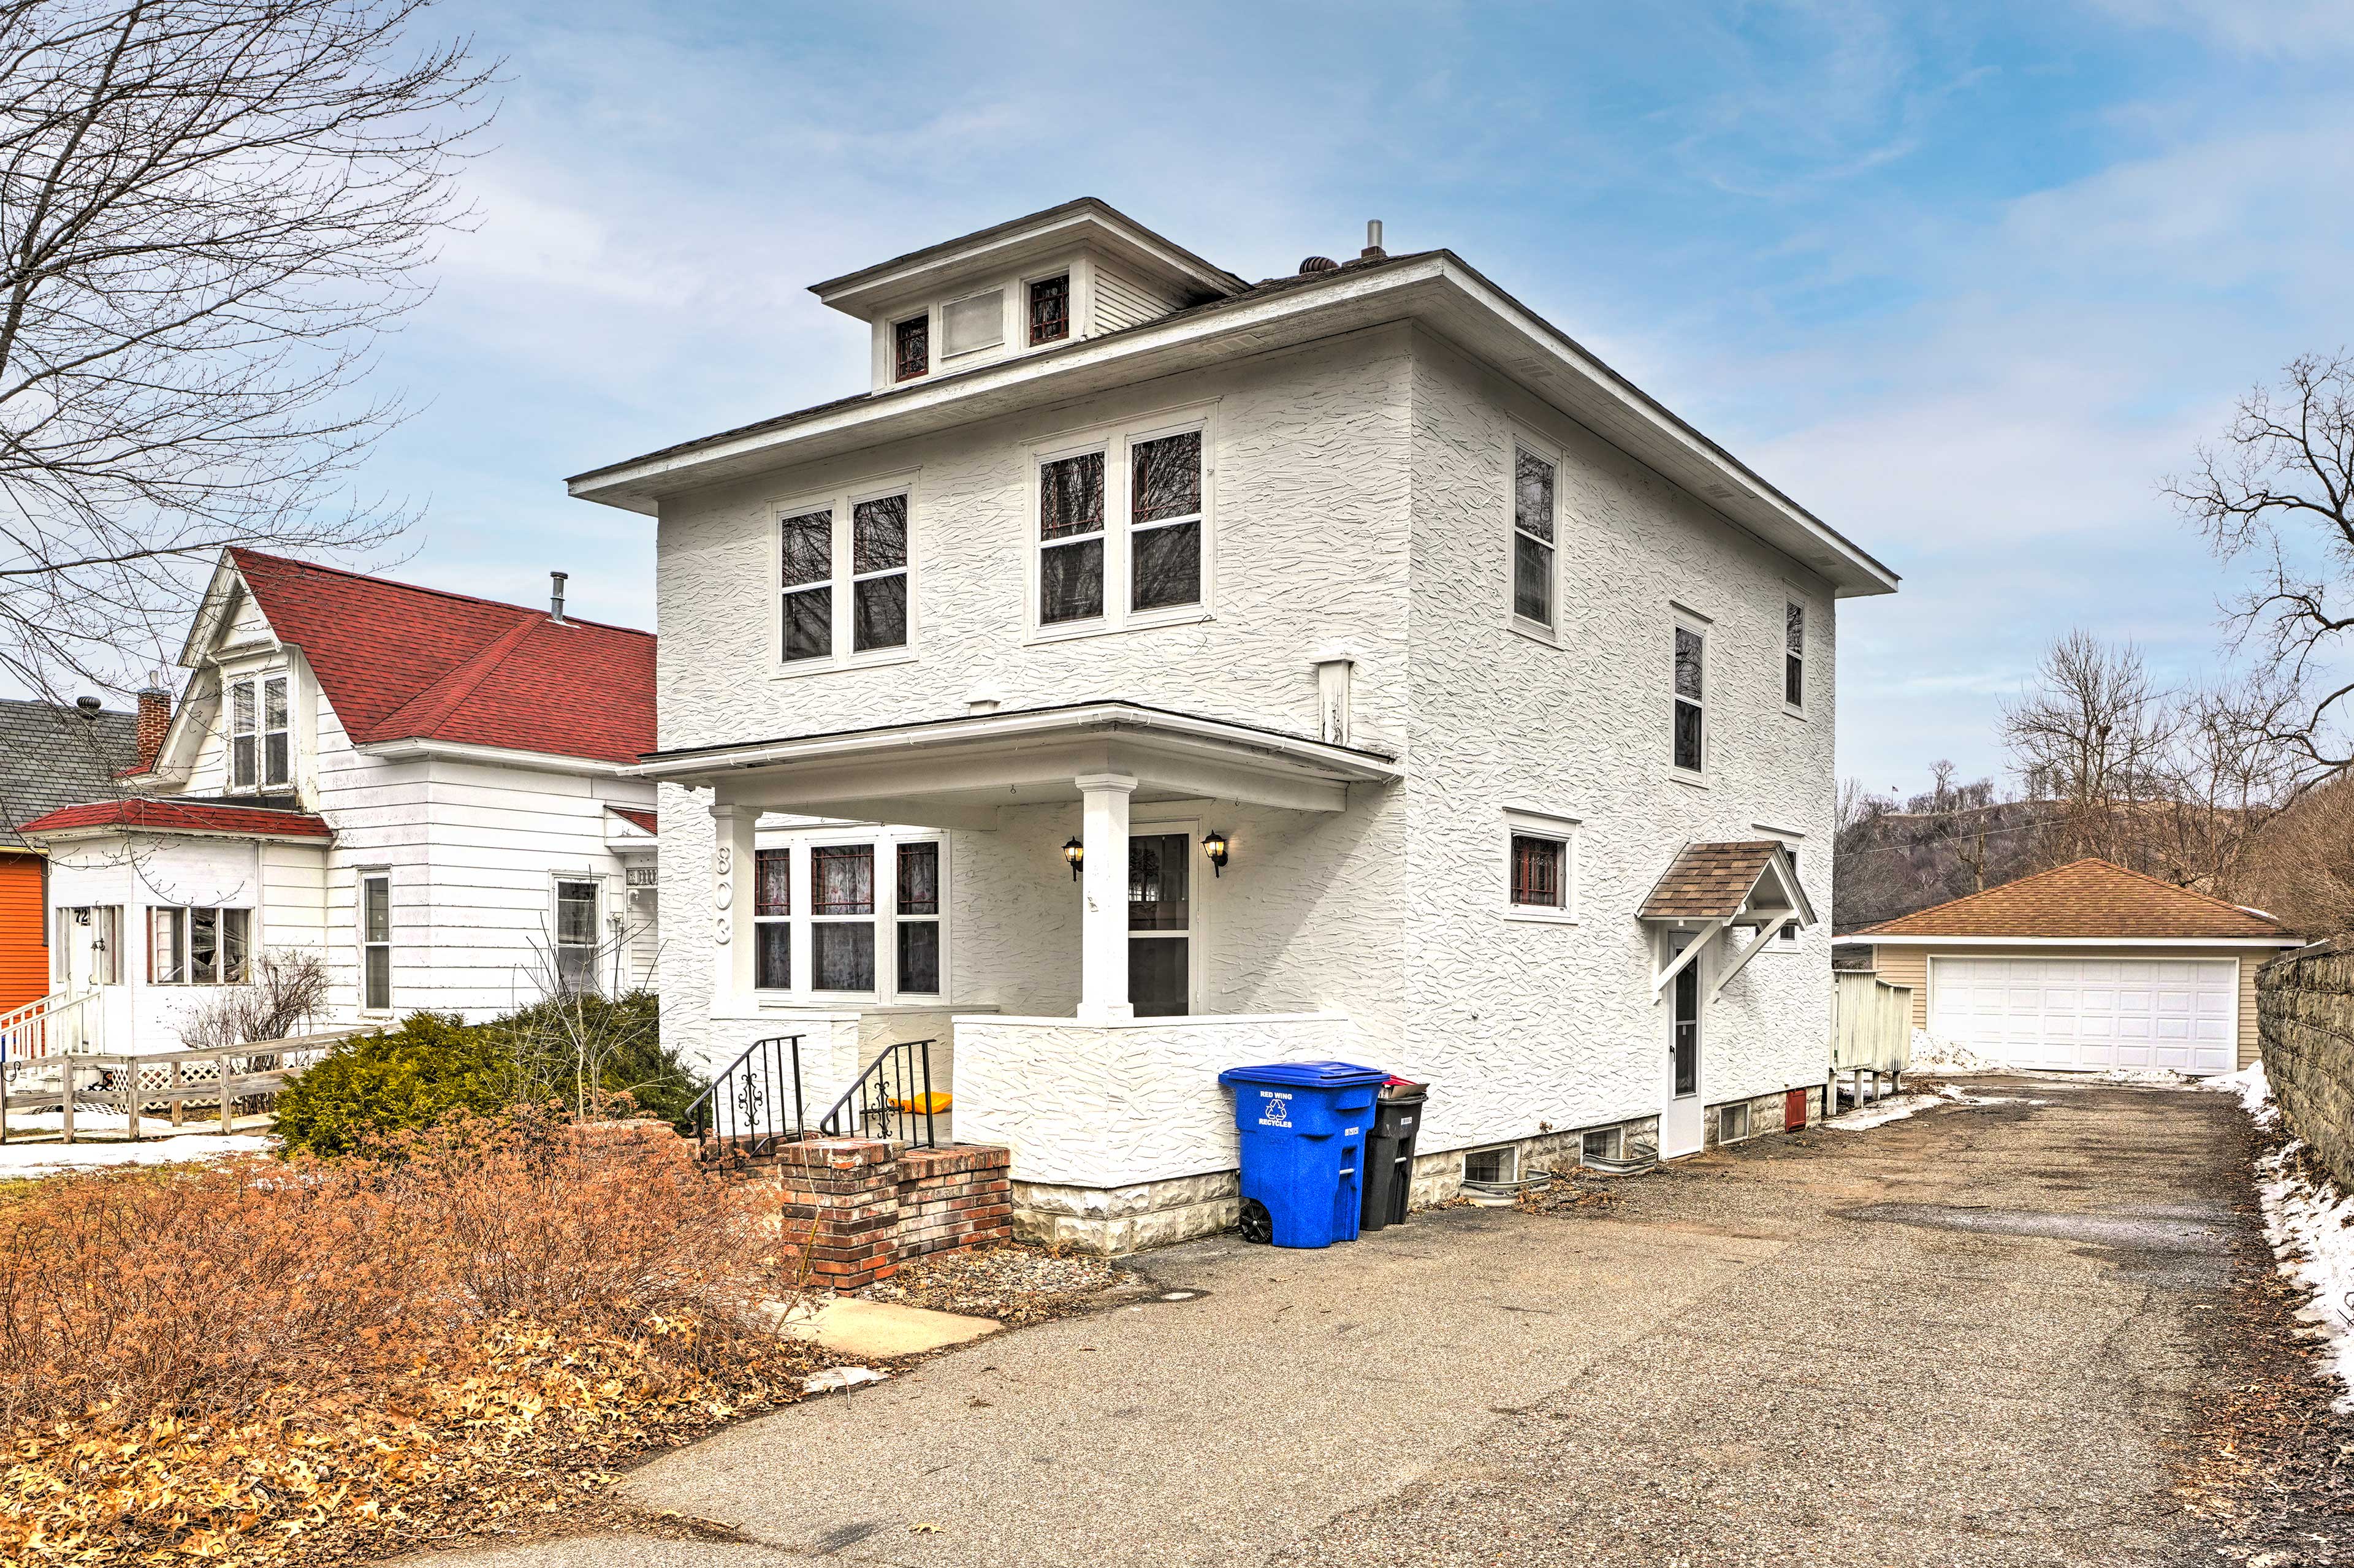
[1840,859,2301,1077]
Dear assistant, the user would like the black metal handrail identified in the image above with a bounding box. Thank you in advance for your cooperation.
[685,1033,806,1157]
[819,1038,940,1149]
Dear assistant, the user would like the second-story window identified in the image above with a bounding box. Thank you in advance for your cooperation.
[1674,623,1706,774]
[1785,599,1806,711]
[1031,410,1211,637]
[1029,274,1070,344]
[1039,451,1107,625]
[1513,447,1556,630]
[229,674,289,791]
[893,314,929,381]
[778,484,914,669]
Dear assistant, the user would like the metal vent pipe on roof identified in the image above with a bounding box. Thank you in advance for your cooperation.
[549,571,568,625]
[1362,219,1386,260]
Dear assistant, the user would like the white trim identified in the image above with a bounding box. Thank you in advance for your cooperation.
[1838,934,2296,950]
[568,256,1902,601]
[1024,403,1216,643]
[747,824,953,1006]
[1502,807,1580,924]
[772,469,920,677]
[355,737,635,777]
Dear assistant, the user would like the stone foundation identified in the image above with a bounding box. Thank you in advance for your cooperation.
[1011,1169,1240,1255]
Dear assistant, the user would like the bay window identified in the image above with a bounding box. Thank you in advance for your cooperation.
[1030,409,1210,636]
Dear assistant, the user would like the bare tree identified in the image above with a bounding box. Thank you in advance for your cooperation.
[2003,633,2177,870]
[2169,352,2354,782]
[178,947,329,1048]
[0,0,494,701]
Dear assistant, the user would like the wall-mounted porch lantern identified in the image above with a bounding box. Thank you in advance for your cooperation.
[1062,835,1085,881]
[1203,829,1230,877]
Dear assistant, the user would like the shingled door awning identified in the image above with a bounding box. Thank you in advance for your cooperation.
[1639,841,1813,1000]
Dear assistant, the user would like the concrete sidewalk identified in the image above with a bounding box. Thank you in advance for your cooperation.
[406,1077,2257,1567]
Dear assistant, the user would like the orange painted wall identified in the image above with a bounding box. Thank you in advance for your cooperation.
[0,853,47,1013]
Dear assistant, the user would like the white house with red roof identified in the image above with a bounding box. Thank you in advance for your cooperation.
[18,549,660,1051]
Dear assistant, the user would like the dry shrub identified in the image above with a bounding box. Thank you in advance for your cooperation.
[0,1110,812,1565]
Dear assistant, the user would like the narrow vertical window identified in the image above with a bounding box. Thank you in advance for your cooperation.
[1509,835,1564,910]
[753,847,791,989]
[223,908,251,982]
[1785,600,1805,710]
[1039,451,1106,625]
[555,880,600,993]
[810,845,876,991]
[780,508,834,662]
[150,907,185,984]
[362,875,391,1010]
[189,907,219,984]
[896,842,940,995]
[1029,273,1070,344]
[1130,430,1202,613]
[1674,625,1705,773]
[893,314,929,381]
[851,494,909,652]
[262,676,289,786]
[229,681,257,789]
[1514,449,1556,628]
[1778,846,1801,942]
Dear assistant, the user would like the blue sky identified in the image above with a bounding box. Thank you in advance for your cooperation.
[346,0,2354,794]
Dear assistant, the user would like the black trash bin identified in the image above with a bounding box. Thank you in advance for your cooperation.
[1359,1078,1428,1233]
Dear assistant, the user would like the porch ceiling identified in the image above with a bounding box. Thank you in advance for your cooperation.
[638,701,1399,829]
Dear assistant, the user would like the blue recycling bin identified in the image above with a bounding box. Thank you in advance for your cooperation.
[1217,1060,1387,1248]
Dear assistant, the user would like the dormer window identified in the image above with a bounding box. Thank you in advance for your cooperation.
[1029,274,1070,344]
[942,290,1004,357]
[229,674,289,790]
[893,314,929,382]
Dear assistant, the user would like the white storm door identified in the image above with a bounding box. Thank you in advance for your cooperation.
[1661,932,1705,1158]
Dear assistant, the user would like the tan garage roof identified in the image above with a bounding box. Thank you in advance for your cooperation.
[1639,841,1794,921]
[1860,858,2291,940]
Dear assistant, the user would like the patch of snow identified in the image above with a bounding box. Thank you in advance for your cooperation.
[0,1133,274,1177]
[2254,1141,2354,1412]
[2085,1065,2194,1087]
[2201,1060,2276,1121]
[1824,1093,1943,1131]
[804,1366,887,1393]
[1905,1031,2000,1076]
[1934,1084,2038,1107]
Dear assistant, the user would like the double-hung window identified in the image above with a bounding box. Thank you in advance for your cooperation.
[1512,446,1557,631]
[1503,809,1580,923]
[149,907,250,984]
[1032,410,1209,636]
[1673,623,1706,775]
[555,880,600,992]
[895,843,940,995]
[361,874,391,1010]
[753,847,791,989]
[778,484,914,669]
[810,845,876,992]
[227,674,289,791]
[1784,599,1806,712]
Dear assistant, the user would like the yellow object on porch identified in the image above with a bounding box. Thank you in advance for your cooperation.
[889,1091,953,1114]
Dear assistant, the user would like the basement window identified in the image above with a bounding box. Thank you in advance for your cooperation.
[1463,1145,1517,1184]
[1717,1103,1752,1144]
[1580,1127,1623,1163]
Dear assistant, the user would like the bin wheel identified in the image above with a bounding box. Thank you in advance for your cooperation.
[1237,1198,1273,1245]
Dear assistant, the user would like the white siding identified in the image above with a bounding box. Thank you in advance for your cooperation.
[1090,262,1186,334]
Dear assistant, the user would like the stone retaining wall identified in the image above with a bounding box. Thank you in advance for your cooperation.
[2258,939,2354,1190]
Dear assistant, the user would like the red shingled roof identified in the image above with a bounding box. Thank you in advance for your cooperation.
[19,799,331,840]
[229,549,655,766]
[608,807,658,835]
[1861,859,2291,940]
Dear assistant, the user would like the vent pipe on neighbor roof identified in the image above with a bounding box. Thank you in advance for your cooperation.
[549,571,568,626]
[1362,219,1386,261]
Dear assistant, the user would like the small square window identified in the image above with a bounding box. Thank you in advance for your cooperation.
[1717,1103,1752,1144]
[1510,834,1564,909]
[1463,1146,1517,1184]
[893,314,929,381]
[1029,274,1070,344]
[1580,1127,1623,1164]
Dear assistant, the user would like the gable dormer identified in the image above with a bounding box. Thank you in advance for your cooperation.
[812,198,1247,394]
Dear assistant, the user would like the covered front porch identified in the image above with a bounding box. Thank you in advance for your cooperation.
[646,702,1403,1249]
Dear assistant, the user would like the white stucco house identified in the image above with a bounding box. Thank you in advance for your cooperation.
[566,199,1899,1252]
[18,550,660,1051]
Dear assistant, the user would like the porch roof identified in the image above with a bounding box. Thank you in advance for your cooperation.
[639,701,1400,826]
[1639,840,1813,927]
[18,797,332,844]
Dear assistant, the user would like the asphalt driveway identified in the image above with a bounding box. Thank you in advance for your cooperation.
[412,1076,2266,1568]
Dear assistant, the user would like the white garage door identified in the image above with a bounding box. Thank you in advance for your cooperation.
[1926,956,2238,1077]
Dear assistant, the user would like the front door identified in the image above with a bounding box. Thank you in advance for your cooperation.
[1661,932,1705,1158]
[1128,832,1191,1017]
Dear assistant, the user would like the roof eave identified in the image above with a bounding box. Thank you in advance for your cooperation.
[356,735,636,777]
[1835,933,2299,948]
[571,254,1898,599]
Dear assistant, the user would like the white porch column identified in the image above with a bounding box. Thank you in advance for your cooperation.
[1075,771,1136,1022]
[709,801,757,1010]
